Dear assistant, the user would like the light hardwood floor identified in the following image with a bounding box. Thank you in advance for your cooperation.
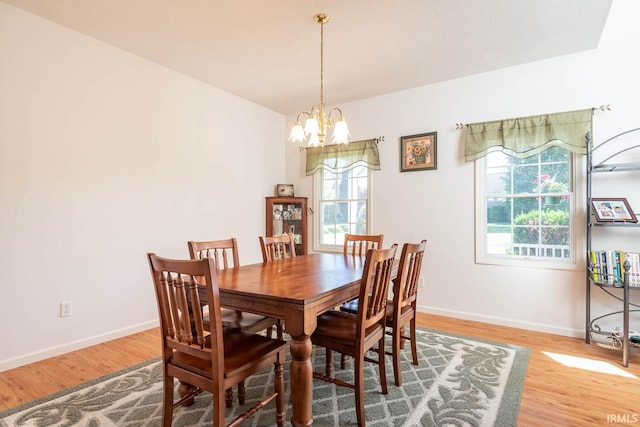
[1,313,638,426]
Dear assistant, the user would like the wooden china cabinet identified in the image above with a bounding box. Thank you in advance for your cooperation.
[265,196,308,255]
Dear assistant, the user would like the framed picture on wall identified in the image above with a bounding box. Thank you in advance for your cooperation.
[591,198,638,223]
[400,132,437,172]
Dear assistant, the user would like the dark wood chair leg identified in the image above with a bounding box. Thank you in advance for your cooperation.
[276,320,284,340]
[238,380,246,405]
[325,348,334,377]
[225,388,233,408]
[340,353,348,369]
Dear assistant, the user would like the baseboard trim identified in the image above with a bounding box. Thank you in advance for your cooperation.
[418,305,584,339]
[2,307,585,372]
[0,320,159,372]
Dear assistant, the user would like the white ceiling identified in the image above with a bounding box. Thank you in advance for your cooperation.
[4,0,612,115]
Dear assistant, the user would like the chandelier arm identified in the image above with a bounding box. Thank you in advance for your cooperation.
[295,111,312,122]
[326,107,344,125]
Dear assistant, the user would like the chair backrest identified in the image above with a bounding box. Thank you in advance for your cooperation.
[147,253,224,374]
[188,238,240,270]
[343,233,384,257]
[259,234,296,262]
[393,240,427,311]
[356,244,398,333]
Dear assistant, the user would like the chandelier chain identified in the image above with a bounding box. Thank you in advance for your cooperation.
[320,17,324,107]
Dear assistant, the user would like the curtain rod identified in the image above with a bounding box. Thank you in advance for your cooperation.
[298,136,384,151]
[454,105,611,130]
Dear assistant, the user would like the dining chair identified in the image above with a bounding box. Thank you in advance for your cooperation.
[343,233,384,257]
[147,253,286,427]
[338,233,384,368]
[257,234,293,341]
[188,238,282,407]
[341,240,427,386]
[188,238,279,336]
[310,245,398,427]
[385,240,426,386]
[259,233,296,262]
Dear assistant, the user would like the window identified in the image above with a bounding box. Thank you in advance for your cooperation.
[476,147,579,269]
[306,139,379,252]
[313,164,370,252]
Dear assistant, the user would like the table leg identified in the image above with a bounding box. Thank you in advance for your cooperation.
[289,334,313,426]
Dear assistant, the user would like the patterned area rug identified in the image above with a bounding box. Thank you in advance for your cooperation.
[0,328,529,427]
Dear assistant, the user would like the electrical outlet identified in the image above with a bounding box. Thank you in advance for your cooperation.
[418,277,425,288]
[60,301,72,317]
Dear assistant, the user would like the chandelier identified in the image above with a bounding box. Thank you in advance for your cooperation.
[289,13,350,147]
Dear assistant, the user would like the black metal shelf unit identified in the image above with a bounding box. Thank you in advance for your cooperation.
[586,128,640,367]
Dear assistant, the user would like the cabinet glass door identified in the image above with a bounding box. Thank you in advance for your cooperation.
[266,197,307,255]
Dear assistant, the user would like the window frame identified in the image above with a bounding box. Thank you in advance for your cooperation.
[474,149,584,270]
[312,166,372,253]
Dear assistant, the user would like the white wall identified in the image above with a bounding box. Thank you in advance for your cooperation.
[286,0,640,337]
[2,0,638,372]
[0,3,285,370]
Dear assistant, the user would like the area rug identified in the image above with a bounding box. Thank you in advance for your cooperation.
[0,328,529,427]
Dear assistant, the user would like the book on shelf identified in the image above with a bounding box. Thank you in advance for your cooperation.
[589,250,640,287]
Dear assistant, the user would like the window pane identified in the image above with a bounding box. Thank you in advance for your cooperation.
[355,201,367,234]
[333,173,347,199]
[486,169,509,194]
[487,197,511,225]
[336,201,348,225]
[513,165,538,194]
[320,202,336,245]
[355,177,368,198]
[514,197,538,219]
[481,150,572,263]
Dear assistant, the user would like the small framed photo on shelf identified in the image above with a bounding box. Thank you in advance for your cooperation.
[400,132,437,172]
[591,198,638,223]
[290,207,302,220]
[276,184,294,197]
[272,204,283,220]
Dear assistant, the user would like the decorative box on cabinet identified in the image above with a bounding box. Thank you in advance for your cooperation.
[266,197,308,256]
[586,128,640,367]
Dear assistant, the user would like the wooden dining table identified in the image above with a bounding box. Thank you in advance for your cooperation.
[213,252,368,427]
